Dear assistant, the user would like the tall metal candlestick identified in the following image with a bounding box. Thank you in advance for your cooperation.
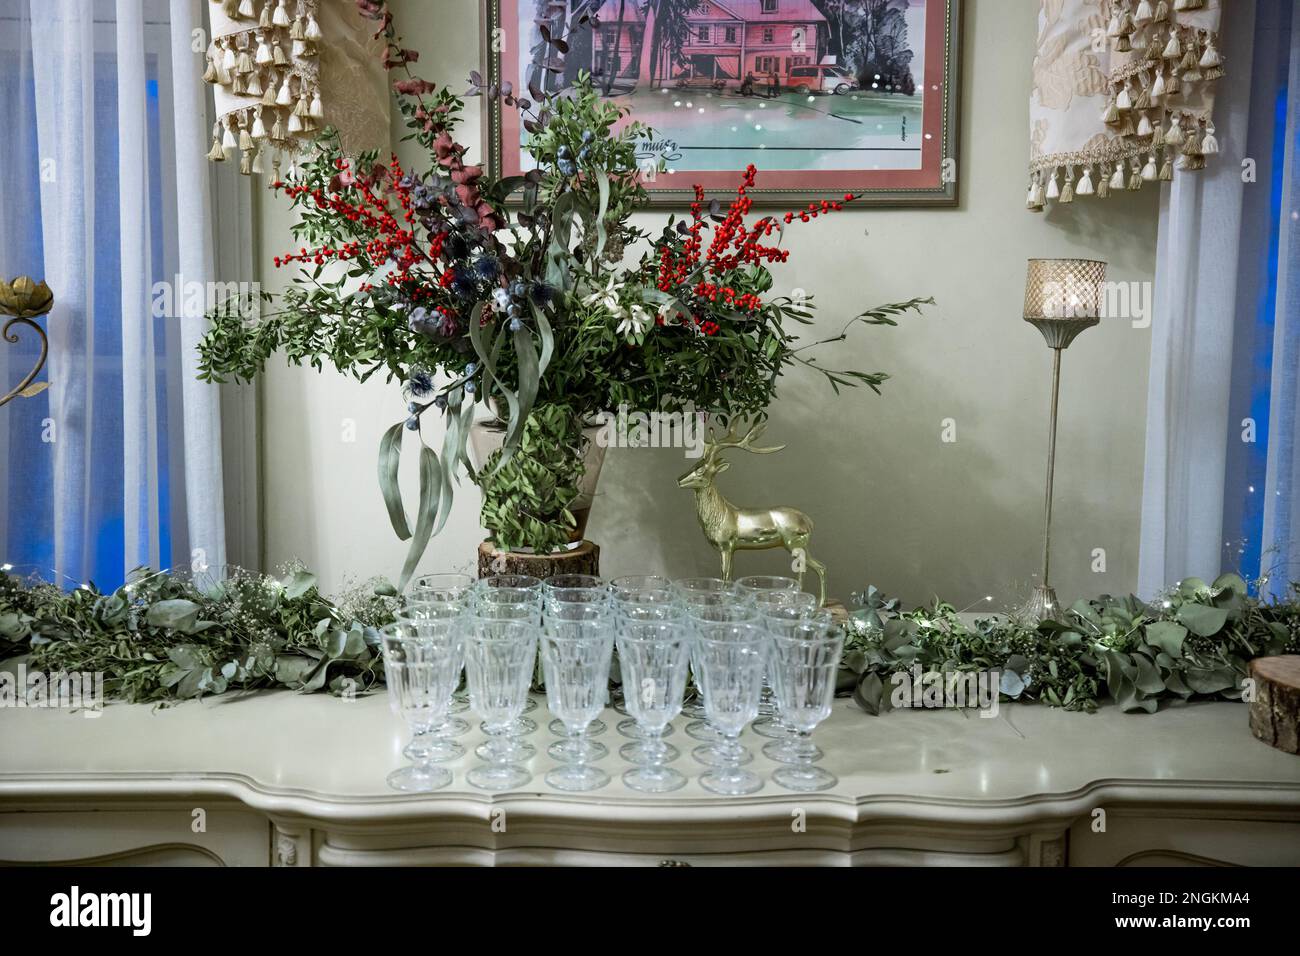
[1021,258,1106,622]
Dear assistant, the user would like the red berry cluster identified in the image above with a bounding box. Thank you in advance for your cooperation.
[272,156,440,297]
[656,166,856,321]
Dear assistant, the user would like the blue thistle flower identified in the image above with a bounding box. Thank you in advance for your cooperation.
[474,256,500,280]
[408,369,434,396]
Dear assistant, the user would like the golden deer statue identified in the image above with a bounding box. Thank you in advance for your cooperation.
[677,422,827,606]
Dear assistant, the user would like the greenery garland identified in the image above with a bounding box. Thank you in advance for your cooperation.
[0,567,397,704]
[843,574,1300,715]
[3,566,1297,712]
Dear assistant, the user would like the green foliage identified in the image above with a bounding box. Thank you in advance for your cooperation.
[0,566,397,704]
[478,404,587,554]
[843,574,1300,715]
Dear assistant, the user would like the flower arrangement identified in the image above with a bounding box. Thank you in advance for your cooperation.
[197,0,930,585]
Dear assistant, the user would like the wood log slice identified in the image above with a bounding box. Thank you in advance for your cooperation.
[1248,655,1300,755]
[477,539,600,581]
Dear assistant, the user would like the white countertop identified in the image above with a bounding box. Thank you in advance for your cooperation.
[2,691,1298,827]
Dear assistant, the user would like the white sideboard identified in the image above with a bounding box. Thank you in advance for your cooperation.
[2,693,1298,866]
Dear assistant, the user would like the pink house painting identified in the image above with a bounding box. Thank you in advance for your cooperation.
[592,0,829,89]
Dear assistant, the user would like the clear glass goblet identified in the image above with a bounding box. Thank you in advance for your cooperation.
[395,606,472,728]
[615,619,691,793]
[381,620,464,792]
[734,575,800,605]
[753,605,831,739]
[464,618,539,791]
[541,618,615,791]
[410,572,475,606]
[614,603,683,740]
[471,602,541,727]
[694,622,767,795]
[684,603,757,746]
[766,622,844,791]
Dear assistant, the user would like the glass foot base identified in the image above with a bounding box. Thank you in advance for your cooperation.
[386,765,452,792]
[546,764,610,791]
[476,739,536,762]
[437,716,471,738]
[619,740,680,764]
[617,718,674,740]
[405,738,465,763]
[761,739,811,765]
[522,697,539,714]
[692,743,753,768]
[549,717,606,737]
[685,719,723,743]
[548,738,609,763]
[773,765,837,792]
[481,716,537,736]
[467,763,531,791]
[622,766,686,793]
[700,767,763,795]
[751,716,790,740]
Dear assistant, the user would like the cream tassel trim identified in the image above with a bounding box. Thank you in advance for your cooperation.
[221,117,237,155]
[1060,167,1075,204]
[305,13,322,41]
[1135,0,1153,26]
[272,0,291,27]
[1141,153,1158,181]
[260,1,272,28]
[1163,32,1180,60]
[1159,150,1174,181]
[1164,112,1185,146]
[1097,164,1111,199]
[309,90,323,119]
[1128,158,1143,190]
[1109,162,1126,190]
[1151,69,1165,100]
[247,70,264,97]
[207,122,226,162]
[1137,110,1154,138]
[1200,122,1218,155]
[255,32,272,65]
[1155,2,1169,23]
[276,75,293,106]
[251,106,267,139]
[1076,164,1095,196]
[238,0,255,18]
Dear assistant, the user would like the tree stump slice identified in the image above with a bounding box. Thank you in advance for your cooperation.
[1248,655,1300,755]
[477,539,600,581]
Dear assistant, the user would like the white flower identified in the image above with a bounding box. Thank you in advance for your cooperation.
[617,304,651,342]
[582,274,624,314]
[491,287,511,313]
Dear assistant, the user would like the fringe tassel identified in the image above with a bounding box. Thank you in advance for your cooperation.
[272,111,286,141]
[1159,150,1174,180]
[1076,164,1095,196]
[1137,110,1154,137]
[247,70,264,97]
[1155,1,1169,23]
[263,77,280,106]
[1045,168,1060,200]
[292,39,307,58]
[309,90,323,119]
[272,0,291,27]
[260,1,272,28]
[1151,69,1166,100]
[1060,167,1076,204]
[272,41,287,66]
[1098,163,1111,198]
[1200,121,1219,155]
[1152,120,1165,147]
[252,147,266,176]
[240,148,253,176]
[1128,158,1143,190]
[1116,84,1132,111]
[255,32,272,65]
[290,15,306,41]
[251,106,267,139]
[202,53,218,84]
[1162,32,1180,60]
[1103,95,1120,125]
[238,0,255,18]
[1135,0,1153,26]
[305,14,322,41]
[222,0,239,17]
[276,75,293,106]
[1164,112,1185,146]
[1165,67,1181,96]
[1109,161,1126,191]
[207,122,226,162]
[1141,153,1158,181]
[221,118,237,155]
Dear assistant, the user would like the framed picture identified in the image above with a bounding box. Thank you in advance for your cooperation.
[484,0,961,207]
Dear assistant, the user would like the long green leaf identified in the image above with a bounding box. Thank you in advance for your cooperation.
[397,445,442,592]
[377,421,413,542]
[532,303,555,378]
[504,324,541,454]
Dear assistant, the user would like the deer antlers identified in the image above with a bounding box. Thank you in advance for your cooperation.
[704,420,786,459]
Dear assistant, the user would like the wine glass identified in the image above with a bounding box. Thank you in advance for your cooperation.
[766,622,845,791]
[541,616,615,791]
[613,603,682,746]
[470,602,541,732]
[693,622,767,795]
[751,601,826,739]
[543,600,611,739]
[758,610,836,758]
[615,618,691,793]
[381,620,464,792]
[464,618,539,791]
[734,575,799,605]
[395,606,471,730]
[410,572,475,606]
[684,602,758,752]
[610,574,673,603]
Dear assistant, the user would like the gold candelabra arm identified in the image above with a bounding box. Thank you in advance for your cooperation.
[0,276,54,409]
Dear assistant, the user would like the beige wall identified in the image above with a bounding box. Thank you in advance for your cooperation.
[255,0,1158,608]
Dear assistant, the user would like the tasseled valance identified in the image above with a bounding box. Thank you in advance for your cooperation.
[202,0,389,178]
[1028,0,1225,211]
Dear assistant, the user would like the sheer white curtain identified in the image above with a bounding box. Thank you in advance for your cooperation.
[0,0,227,586]
[1139,0,1300,599]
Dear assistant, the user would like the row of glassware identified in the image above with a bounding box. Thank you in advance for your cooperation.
[382,572,845,795]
